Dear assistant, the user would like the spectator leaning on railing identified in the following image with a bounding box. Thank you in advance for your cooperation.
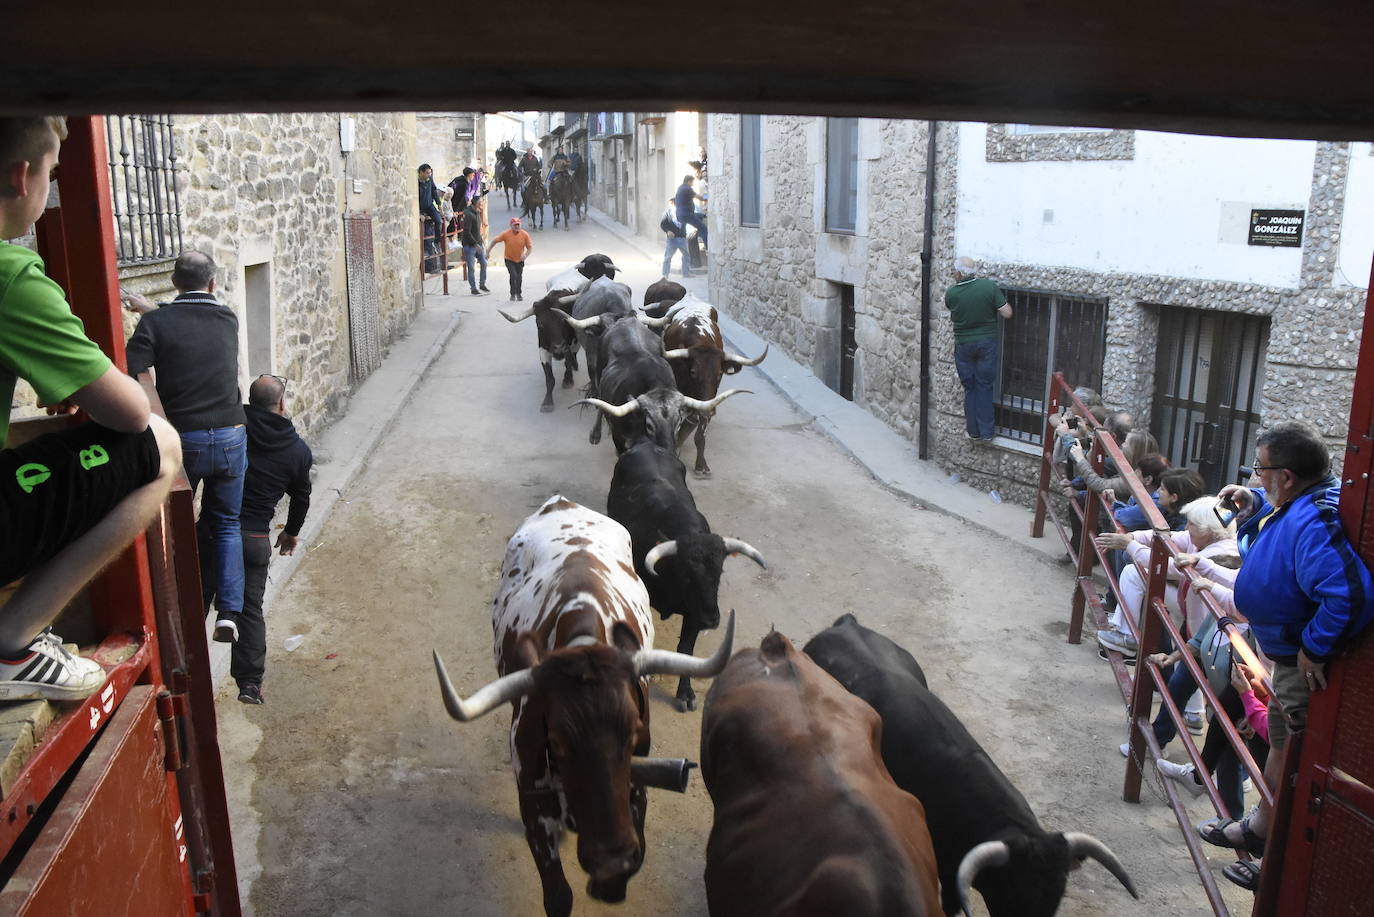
[1197,421,1374,868]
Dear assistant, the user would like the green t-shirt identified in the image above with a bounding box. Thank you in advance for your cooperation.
[944,276,1007,344]
[0,242,112,444]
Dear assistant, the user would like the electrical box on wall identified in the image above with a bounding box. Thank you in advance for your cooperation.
[340,116,356,152]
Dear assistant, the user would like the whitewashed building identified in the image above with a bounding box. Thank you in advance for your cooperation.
[707,117,1372,504]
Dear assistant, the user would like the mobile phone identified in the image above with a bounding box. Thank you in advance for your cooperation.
[1066,416,1080,430]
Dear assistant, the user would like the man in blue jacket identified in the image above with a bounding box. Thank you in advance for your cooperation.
[1198,420,1374,866]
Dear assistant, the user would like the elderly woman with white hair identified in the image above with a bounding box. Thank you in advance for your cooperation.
[1094,496,1239,656]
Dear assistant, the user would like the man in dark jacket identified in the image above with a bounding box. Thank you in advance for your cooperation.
[461,192,490,296]
[124,251,248,645]
[201,374,312,705]
[418,163,445,274]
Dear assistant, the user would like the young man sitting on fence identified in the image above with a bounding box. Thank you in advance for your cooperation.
[0,116,181,700]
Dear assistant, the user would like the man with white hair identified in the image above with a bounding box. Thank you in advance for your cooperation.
[944,256,1011,440]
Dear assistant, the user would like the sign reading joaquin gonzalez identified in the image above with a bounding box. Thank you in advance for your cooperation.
[1249,209,1306,247]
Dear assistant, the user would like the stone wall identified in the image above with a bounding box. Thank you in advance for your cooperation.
[711,116,1366,511]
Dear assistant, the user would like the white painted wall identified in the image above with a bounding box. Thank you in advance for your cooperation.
[1338,142,1374,289]
[956,125,1316,287]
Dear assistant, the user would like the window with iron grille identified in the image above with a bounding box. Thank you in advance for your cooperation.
[740,115,761,227]
[824,117,858,233]
[994,290,1108,444]
[105,114,183,265]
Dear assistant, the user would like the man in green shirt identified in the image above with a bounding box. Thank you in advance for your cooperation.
[0,116,181,700]
[944,255,1012,441]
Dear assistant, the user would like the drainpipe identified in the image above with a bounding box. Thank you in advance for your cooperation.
[918,120,938,460]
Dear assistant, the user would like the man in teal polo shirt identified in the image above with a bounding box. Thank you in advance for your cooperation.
[0,116,181,700]
[944,256,1012,441]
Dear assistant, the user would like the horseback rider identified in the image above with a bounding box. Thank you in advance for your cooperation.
[496,141,517,169]
[569,150,587,190]
[547,147,570,185]
[519,148,541,178]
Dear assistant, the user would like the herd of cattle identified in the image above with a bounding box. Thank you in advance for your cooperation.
[431,255,1139,916]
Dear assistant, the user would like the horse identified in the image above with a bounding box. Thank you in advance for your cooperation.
[572,163,589,223]
[521,174,547,230]
[549,171,576,230]
[496,159,520,209]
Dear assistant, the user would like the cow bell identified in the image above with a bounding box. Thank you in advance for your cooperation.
[629,757,697,793]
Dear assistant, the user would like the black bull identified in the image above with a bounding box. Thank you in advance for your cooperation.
[804,614,1138,917]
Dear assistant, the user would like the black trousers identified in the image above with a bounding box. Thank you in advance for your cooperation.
[505,259,524,295]
[201,524,273,686]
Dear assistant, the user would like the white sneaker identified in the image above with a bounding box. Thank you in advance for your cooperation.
[1119,742,1130,758]
[1157,759,1205,797]
[0,630,107,701]
[1183,710,1205,735]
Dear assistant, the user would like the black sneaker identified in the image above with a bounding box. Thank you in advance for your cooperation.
[237,683,264,705]
[213,615,239,643]
[479,284,490,292]
[1098,647,1136,666]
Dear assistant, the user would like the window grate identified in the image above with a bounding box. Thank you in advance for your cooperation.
[105,114,183,265]
[995,290,1107,444]
[740,115,761,227]
[824,117,858,233]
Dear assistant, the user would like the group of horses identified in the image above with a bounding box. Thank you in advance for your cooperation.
[495,158,588,231]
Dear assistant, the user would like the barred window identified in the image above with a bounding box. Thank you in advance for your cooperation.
[995,290,1107,444]
[105,115,183,265]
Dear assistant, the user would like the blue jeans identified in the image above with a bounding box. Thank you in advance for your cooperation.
[953,337,999,438]
[663,236,689,277]
[181,426,247,614]
[463,244,488,291]
[678,211,708,248]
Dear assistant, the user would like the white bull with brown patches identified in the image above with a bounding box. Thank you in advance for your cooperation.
[433,495,735,917]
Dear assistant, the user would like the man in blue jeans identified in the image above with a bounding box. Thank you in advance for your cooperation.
[944,256,1011,441]
[461,194,489,296]
[124,251,247,643]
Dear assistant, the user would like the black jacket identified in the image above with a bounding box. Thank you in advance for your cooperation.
[239,404,313,535]
[125,292,246,433]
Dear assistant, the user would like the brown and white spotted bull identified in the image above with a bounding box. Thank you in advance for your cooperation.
[433,495,736,917]
[499,265,589,412]
[700,630,942,917]
[661,295,767,477]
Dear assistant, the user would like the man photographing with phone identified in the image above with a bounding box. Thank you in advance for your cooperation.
[1196,420,1374,863]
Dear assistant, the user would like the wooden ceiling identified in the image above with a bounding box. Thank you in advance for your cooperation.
[6,1,1374,140]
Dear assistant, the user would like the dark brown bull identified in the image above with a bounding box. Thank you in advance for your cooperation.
[700,630,942,917]
[661,297,767,477]
[433,495,736,917]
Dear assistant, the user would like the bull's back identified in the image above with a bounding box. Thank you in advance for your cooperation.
[701,636,940,917]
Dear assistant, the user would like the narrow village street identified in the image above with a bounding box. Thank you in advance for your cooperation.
[213,197,1251,917]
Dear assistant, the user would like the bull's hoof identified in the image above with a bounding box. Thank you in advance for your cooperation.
[562,377,575,389]
[693,468,712,480]
[675,692,697,713]
[540,402,555,413]
[589,431,601,445]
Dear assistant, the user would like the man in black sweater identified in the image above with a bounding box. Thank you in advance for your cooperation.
[124,251,248,645]
[200,374,312,705]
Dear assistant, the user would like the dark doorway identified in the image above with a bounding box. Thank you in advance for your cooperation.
[1152,305,1270,491]
[839,283,856,400]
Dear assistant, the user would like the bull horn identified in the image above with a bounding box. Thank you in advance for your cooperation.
[557,293,580,306]
[956,841,1011,917]
[433,650,535,722]
[498,307,535,323]
[640,312,676,330]
[634,610,736,678]
[571,397,640,418]
[630,757,697,793]
[662,348,691,360]
[724,343,769,367]
[550,308,602,331]
[601,260,620,273]
[682,389,753,412]
[1063,833,1138,899]
[644,540,679,575]
[721,538,767,569]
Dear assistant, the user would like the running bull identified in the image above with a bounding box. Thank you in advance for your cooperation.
[433,495,736,917]
[700,629,942,917]
[804,614,1138,917]
[498,265,589,412]
[607,440,766,712]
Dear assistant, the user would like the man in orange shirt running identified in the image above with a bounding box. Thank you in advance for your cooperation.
[486,217,534,301]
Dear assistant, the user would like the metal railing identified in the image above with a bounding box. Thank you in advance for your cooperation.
[1032,371,1282,916]
[104,114,182,265]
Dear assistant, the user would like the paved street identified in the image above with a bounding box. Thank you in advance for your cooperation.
[216,197,1248,916]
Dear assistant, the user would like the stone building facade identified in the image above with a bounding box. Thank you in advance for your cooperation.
[110,112,424,440]
[416,113,485,188]
[708,115,1371,507]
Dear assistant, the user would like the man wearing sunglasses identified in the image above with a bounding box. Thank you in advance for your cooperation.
[1197,420,1374,867]
[200,373,312,705]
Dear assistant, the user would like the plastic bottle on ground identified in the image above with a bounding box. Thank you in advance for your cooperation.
[283,635,305,652]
